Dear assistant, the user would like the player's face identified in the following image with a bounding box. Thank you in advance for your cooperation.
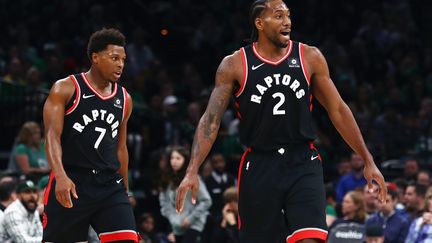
[170,150,185,172]
[94,44,126,82]
[260,0,291,48]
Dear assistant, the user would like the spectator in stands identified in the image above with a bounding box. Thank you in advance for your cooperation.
[7,121,50,182]
[0,179,17,213]
[417,170,431,187]
[204,153,236,218]
[404,158,420,184]
[0,180,42,242]
[137,212,173,243]
[404,183,427,222]
[211,187,239,243]
[159,146,211,243]
[328,191,366,242]
[336,153,367,203]
[2,57,25,84]
[331,191,366,228]
[366,186,410,243]
[405,194,432,243]
[364,184,380,217]
[0,178,17,224]
[365,223,385,243]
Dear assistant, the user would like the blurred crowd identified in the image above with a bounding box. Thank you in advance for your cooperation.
[1,0,432,242]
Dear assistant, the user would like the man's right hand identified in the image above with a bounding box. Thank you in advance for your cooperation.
[55,174,78,208]
[175,172,199,213]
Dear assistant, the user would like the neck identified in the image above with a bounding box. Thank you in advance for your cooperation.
[86,68,111,89]
[255,38,289,59]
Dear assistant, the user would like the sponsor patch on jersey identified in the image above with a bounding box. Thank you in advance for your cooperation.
[288,58,300,68]
[113,98,122,109]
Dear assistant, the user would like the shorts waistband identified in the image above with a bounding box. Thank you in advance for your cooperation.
[63,165,116,175]
[251,142,314,153]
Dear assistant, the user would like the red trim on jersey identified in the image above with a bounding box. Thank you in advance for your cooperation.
[43,172,55,205]
[237,147,252,230]
[309,94,313,112]
[234,101,242,119]
[299,43,310,85]
[65,75,81,115]
[99,230,139,243]
[122,87,128,122]
[235,47,248,97]
[286,228,328,243]
[252,40,293,65]
[81,72,118,100]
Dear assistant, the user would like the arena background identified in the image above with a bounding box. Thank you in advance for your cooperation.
[0,0,432,239]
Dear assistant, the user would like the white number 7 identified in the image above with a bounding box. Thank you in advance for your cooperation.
[94,127,106,149]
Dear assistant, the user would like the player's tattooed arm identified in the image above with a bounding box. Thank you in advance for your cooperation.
[176,52,241,212]
[188,53,239,174]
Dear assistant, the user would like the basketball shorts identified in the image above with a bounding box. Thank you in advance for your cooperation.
[42,167,138,243]
[237,143,328,243]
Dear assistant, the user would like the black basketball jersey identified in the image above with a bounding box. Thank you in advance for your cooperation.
[61,73,128,170]
[234,41,316,150]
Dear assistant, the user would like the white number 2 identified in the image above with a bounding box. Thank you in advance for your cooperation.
[94,127,106,149]
[272,92,286,115]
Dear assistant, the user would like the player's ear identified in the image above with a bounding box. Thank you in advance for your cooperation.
[255,17,263,31]
[91,52,99,64]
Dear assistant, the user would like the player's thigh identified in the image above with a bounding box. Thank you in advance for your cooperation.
[43,201,91,242]
[283,161,327,242]
[91,202,138,243]
[43,179,92,242]
[238,152,285,243]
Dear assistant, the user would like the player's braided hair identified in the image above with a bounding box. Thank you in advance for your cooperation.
[249,0,269,42]
[87,28,126,61]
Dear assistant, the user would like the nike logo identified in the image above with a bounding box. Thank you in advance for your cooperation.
[116,178,123,184]
[82,94,95,99]
[251,63,265,70]
[311,155,319,161]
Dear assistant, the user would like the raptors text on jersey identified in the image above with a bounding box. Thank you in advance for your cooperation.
[234,41,316,150]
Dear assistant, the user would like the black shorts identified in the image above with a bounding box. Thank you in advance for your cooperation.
[42,167,138,243]
[237,143,327,243]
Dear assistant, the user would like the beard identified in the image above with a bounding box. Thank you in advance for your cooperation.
[269,34,289,48]
[21,199,38,213]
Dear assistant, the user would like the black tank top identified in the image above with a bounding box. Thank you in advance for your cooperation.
[234,41,316,150]
[61,72,128,170]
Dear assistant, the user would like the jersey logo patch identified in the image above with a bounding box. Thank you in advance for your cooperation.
[251,63,265,70]
[278,148,285,155]
[288,58,300,68]
[83,94,95,99]
[113,98,122,109]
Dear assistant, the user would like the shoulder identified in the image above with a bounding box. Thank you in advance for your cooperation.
[302,44,326,64]
[46,76,76,105]
[14,144,29,154]
[216,49,244,81]
[49,76,75,97]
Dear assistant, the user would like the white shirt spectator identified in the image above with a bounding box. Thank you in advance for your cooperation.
[0,199,42,243]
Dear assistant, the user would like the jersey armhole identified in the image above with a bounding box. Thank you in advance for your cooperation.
[299,43,310,86]
[234,47,248,97]
[122,87,128,122]
[65,75,81,115]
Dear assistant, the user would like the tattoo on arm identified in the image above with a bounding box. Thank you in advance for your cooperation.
[190,57,235,167]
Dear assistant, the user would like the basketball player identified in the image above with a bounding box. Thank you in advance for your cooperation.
[175,0,387,242]
[42,28,138,242]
